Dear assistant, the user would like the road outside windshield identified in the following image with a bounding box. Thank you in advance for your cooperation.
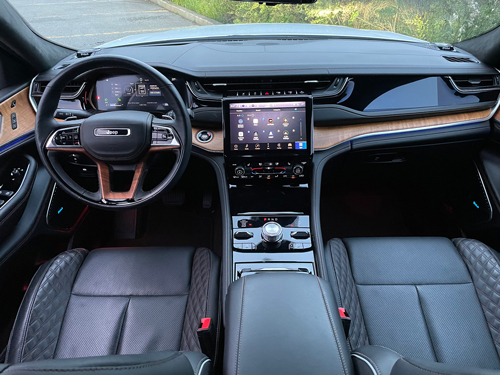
[9,0,500,49]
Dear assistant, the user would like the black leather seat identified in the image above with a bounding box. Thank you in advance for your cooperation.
[3,246,219,375]
[325,237,500,375]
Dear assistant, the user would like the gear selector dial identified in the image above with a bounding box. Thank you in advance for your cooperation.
[261,222,283,243]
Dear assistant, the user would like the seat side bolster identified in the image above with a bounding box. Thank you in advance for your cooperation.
[453,238,500,359]
[352,345,402,375]
[325,238,370,350]
[6,248,88,364]
[180,248,220,353]
[1,351,208,375]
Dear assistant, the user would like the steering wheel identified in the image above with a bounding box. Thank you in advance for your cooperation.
[35,55,191,209]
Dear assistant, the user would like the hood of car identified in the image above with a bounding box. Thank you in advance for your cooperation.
[98,23,424,48]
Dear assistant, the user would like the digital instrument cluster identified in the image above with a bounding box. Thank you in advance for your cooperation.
[95,75,170,112]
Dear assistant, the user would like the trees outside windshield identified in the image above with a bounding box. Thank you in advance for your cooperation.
[9,0,500,47]
[175,0,499,43]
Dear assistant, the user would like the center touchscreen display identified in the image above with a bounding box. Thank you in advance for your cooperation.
[228,101,307,152]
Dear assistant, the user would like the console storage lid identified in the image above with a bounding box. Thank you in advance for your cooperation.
[224,272,353,375]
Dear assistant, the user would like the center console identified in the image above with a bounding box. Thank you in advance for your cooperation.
[224,272,352,375]
[223,96,316,280]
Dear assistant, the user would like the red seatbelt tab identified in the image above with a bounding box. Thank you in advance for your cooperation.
[339,308,351,338]
[199,318,211,331]
[197,318,215,360]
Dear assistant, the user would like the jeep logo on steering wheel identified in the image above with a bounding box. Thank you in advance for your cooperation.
[94,128,131,136]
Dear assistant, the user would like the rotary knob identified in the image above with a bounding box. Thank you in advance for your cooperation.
[292,164,304,175]
[261,222,283,243]
[234,166,245,176]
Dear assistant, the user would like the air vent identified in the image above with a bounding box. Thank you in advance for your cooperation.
[188,76,348,101]
[443,56,478,63]
[32,80,85,99]
[448,75,500,93]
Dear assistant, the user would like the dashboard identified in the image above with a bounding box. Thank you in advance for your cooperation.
[28,36,500,164]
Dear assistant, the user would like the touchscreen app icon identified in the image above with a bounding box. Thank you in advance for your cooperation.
[268,118,273,124]
[253,119,259,125]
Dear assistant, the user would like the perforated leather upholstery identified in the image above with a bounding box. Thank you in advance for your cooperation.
[325,237,500,370]
[6,246,220,364]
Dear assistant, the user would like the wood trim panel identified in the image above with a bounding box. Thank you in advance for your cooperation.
[191,109,492,152]
[96,158,145,200]
[0,87,36,148]
[314,109,492,150]
[192,127,223,152]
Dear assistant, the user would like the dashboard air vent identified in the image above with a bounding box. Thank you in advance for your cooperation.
[32,80,85,99]
[448,75,500,93]
[443,56,478,63]
[188,76,348,101]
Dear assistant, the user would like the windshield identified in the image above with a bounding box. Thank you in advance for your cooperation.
[9,0,500,49]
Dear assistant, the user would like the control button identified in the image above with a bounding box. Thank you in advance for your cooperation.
[11,113,17,130]
[196,130,213,143]
[233,243,244,249]
[286,90,295,95]
[234,166,245,176]
[10,100,16,108]
[274,91,283,95]
[293,164,304,175]
[262,222,283,243]
[234,231,254,240]
[291,231,310,240]
[0,190,14,198]
[241,243,253,250]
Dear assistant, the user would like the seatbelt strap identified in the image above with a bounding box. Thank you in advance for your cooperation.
[339,308,351,338]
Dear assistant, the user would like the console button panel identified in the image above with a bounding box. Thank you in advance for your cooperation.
[227,159,308,184]
[232,214,312,252]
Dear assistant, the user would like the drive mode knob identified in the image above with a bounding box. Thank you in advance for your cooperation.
[261,222,283,243]
[234,166,245,176]
[292,164,304,175]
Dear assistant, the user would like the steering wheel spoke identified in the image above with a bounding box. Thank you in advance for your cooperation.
[46,120,84,151]
[95,159,147,203]
[150,119,181,151]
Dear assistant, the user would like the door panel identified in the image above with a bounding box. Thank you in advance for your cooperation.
[0,86,35,155]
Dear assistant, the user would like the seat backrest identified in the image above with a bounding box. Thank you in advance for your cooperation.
[325,237,500,370]
[6,246,219,364]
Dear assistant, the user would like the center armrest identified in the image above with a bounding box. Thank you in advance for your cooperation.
[223,272,353,375]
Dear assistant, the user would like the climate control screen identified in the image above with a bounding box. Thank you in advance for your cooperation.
[228,101,307,152]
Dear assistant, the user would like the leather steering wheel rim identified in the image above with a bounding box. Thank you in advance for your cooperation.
[35,55,192,210]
